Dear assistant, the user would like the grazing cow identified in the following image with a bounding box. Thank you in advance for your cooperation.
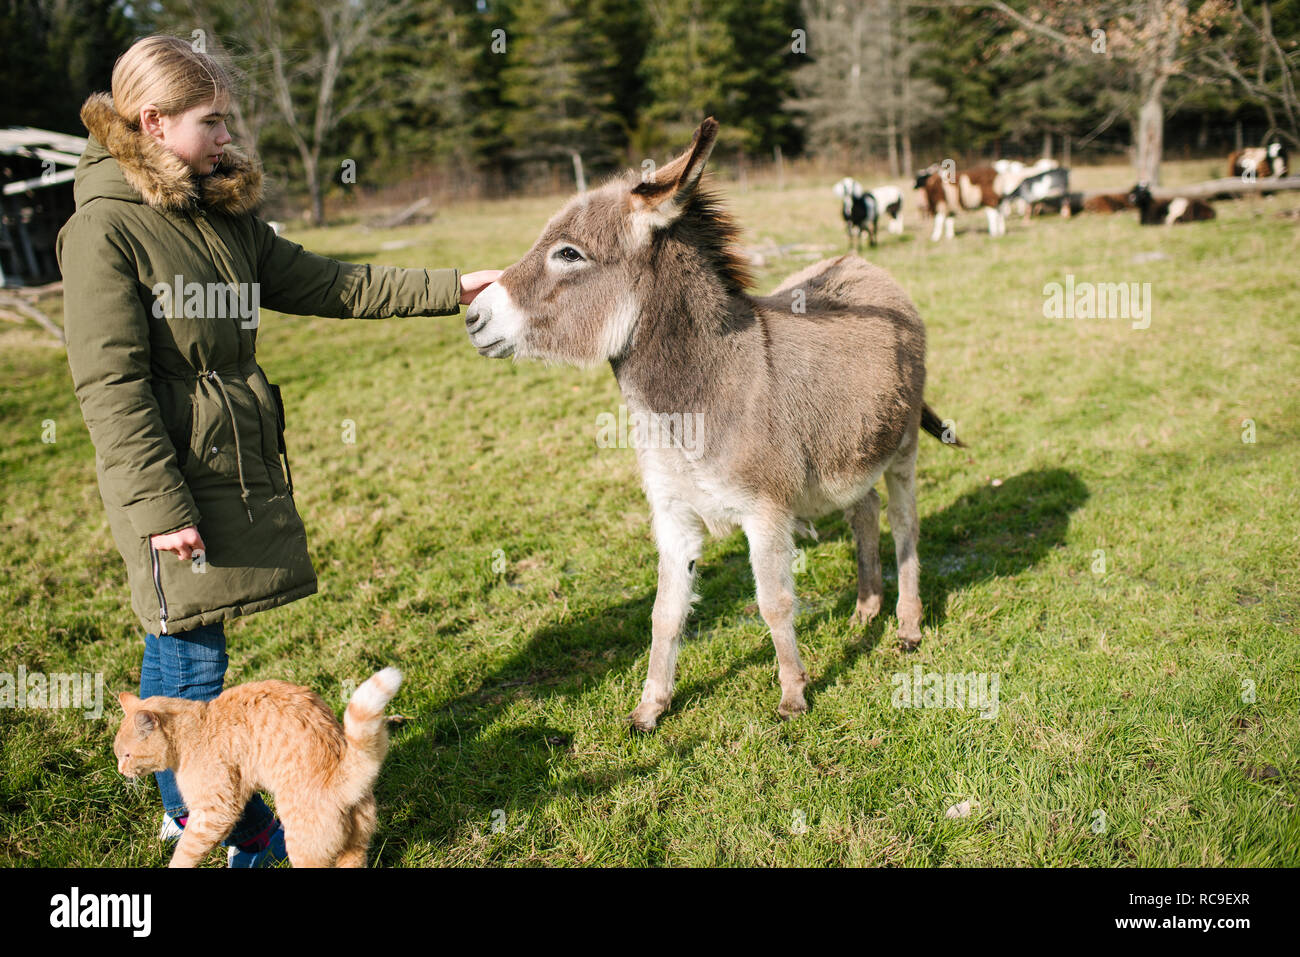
[1083,193,1133,214]
[833,177,878,249]
[1003,167,1071,220]
[466,119,962,730]
[917,164,1008,239]
[872,185,905,234]
[1128,183,1216,225]
[1228,142,1289,180]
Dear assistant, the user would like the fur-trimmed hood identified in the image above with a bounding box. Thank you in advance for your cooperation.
[75,91,263,215]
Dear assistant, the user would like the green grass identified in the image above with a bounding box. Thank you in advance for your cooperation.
[2,159,1297,866]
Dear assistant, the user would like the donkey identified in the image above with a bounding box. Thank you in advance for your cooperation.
[466,119,961,731]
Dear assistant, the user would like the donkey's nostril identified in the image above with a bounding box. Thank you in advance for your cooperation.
[465,304,487,334]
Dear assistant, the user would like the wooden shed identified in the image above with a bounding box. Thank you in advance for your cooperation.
[1,127,85,287]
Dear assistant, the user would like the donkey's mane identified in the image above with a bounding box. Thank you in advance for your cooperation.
[675,184,754,296]
[621,167,752,296]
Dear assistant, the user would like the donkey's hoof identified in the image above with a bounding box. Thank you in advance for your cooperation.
[850,597,882,627]
[777,696,809,720]
[897,628,922,652]
[628,703,663,733]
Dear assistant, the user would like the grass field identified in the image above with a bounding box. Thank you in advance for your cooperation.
[1,159,1297,866]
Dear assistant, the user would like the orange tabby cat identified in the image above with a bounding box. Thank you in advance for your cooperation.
[114,667,402,868]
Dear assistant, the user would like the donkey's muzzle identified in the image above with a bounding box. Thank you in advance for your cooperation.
[464,282,520,358]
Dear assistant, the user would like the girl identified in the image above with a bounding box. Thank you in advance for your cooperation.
[57,34,500,866]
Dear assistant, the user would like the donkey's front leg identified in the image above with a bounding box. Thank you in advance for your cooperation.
[630,507,703,732]
[742,510,809,719]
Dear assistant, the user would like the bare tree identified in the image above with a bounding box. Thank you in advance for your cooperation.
[156,0,417,224]
[795,0,943,174]
[1198,0,1300,147]
[253,0,414,225]
[983,1,1231,185]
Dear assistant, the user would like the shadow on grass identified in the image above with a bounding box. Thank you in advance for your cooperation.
[807,466,1088,700]
[384,466,1086,858]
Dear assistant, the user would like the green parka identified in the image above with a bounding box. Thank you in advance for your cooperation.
[57,93,462,635]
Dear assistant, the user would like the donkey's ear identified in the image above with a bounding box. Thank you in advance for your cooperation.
[630,117,719,215]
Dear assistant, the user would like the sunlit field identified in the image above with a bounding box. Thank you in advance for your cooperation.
[2,158,1297,866]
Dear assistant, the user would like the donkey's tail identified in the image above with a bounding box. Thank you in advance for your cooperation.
[921,402,966,448]
[336,667,402,806]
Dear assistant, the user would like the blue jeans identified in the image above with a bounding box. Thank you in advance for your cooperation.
[140,623,275,846]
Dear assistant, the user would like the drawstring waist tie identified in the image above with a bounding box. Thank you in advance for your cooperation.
[201,369,254,524]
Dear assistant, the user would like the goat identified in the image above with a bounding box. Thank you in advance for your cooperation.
[994,158,1059,198]
[1003,167,1071,220]
[1083,193,1132,214]
[833,177,878,249]
[872,185,905,234]
[917,164,1008,239]
[1128,183,1216,225]
[1228,142,1289,180]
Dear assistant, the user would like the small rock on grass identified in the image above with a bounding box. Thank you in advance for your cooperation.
[945,800,972,819]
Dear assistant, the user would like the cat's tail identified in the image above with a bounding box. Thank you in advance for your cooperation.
[337,667,402,806]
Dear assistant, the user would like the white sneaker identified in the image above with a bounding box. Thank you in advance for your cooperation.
[158,811,185,842]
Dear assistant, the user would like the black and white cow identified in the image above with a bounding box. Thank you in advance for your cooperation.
[833,177,878,249]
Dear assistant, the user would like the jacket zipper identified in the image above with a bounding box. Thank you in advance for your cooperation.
[149,544,169,635]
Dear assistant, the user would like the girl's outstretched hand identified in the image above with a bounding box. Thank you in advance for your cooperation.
[460,269,504,305]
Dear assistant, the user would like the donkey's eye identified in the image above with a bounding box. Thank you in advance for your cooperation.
[555,246,585,263]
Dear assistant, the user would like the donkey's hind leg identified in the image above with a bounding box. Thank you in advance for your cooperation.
[630,505,704,732]
[846,489,884,626]
[884,430,923,650]
[742,509,809,719]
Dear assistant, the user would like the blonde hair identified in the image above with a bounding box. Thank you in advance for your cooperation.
[111,34,238,127]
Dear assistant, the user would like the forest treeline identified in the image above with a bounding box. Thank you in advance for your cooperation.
[5,0,1298,219]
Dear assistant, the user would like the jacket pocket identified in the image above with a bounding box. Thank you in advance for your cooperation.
[268,383,293,493]
[243,368,290,496]
[269,383,287,439]
[169,396,195,471]
[183,382,228,484]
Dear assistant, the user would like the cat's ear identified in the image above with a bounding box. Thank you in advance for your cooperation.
[134,710,159,735]
[117,691,139,711]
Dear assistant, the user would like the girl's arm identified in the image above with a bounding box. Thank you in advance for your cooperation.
[57,217,201,541]
[253,219,463,318]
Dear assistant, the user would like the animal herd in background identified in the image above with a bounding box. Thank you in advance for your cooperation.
[835,138,1289,244]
